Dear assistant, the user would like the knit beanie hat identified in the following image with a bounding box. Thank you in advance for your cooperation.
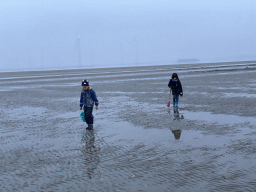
[172,73,178,79]
[82,79,89,86]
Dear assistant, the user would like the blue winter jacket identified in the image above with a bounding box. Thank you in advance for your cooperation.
[168,79,183,95]
[80,87,99,107]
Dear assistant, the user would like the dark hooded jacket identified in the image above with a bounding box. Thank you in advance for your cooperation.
[80,87,98,108]
[168,79,183,95]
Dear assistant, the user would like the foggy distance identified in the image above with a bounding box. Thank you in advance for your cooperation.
[0,0,256,71]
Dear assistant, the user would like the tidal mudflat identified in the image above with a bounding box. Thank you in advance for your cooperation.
[1,61,256,192]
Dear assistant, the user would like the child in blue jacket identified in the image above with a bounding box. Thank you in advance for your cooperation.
[168,73,183,107]
[80,79,98,130]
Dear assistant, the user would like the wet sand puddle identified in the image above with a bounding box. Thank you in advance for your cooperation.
[1,103,256,191]
[85,109,256,192]
[102,109,256,191]
[222,93,256,98]
[1,63,256,191]
[97,96,256,191]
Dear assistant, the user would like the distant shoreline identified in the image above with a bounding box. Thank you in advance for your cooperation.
[1,60,256,74]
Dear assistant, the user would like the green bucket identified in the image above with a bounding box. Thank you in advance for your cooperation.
[80,112,86,122]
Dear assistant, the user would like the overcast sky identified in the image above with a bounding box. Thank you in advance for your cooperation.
[0,0,256,71]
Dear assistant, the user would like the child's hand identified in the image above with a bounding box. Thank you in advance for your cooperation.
[80,107,82,110]
[96,106,98,110]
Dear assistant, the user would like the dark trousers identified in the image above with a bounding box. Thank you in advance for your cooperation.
[84,107,94,124]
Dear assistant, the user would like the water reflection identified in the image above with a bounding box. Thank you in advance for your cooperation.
[169,107,184,140]
[81,130,100,179]
[171,129,182,140]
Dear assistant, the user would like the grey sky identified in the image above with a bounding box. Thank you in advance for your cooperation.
[0,0,256,71]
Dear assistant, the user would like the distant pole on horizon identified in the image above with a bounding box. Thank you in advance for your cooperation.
[40,49,45,68]
[119,42,124,65]
[134,37,138,65]
[28,49,31,68]
[91,47,95,66]
[76,36,82,67]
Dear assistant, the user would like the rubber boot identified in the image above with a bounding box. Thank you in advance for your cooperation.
[86,124,93,130]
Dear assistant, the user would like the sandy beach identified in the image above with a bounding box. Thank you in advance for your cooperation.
[1,60,256,192]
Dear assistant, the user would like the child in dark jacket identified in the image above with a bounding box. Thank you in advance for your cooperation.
[168,73,183,107]
[80,79,99,130]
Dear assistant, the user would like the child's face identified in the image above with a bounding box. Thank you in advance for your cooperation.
[83,86,89,91]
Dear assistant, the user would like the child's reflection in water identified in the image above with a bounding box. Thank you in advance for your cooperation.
[81,130,100,179]
[169,107,184,140]
[171,129,182,140]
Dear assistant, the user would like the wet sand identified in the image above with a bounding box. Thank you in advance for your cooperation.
[1,61,256,192]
